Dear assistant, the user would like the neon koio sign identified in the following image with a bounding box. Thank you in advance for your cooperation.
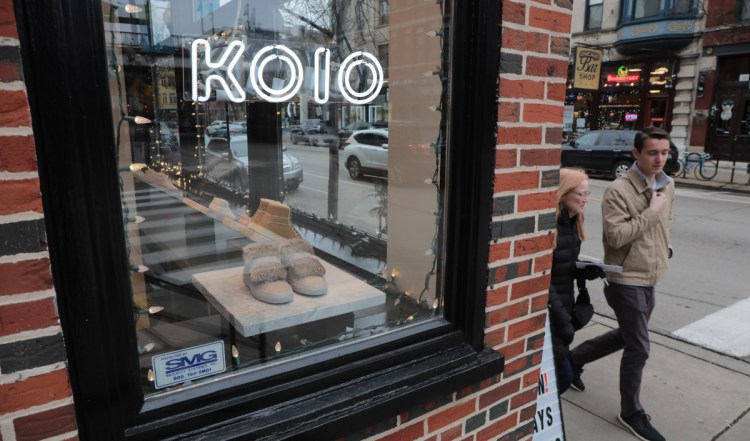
[191,39,384,104]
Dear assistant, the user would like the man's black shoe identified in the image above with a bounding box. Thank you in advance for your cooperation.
[570,361,585,391]
[570,376,585,392]
[617,411,665,441]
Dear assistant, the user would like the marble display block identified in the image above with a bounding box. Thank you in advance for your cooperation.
[193,262,386,337]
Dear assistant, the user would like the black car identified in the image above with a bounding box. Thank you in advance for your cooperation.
[561,130,680,179]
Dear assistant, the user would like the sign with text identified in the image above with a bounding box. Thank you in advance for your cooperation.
[532,315,565,441]
[573,47,602,90]
[563,105,574,132]
[606,73,640,83]
[152,341,226,389]
[191,39,384,104]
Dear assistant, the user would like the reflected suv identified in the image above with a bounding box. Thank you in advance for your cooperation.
[204,135,303,191]
[561,130,680,179]
[341,129,389,179]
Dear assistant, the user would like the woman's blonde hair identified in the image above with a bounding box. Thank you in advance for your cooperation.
[556,168,589,240]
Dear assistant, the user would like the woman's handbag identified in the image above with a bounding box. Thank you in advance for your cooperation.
[572,283,594,330]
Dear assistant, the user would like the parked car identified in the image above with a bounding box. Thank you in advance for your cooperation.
[337,121,374,143]
[204,135,303,191]
[300,119,323,131]
[210,123,246,139]
[206,120,226,135]
[561,130,680,179]
[206,120,245,137]
[341,129,389,179]
[289,126,340,148]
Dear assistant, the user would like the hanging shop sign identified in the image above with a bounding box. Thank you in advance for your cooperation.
[572,47,602,90]
[191,39,384,105]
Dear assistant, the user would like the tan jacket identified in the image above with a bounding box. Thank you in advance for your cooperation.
[602,168,674,286]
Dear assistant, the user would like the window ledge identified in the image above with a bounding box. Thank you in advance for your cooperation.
[132,335,503,440]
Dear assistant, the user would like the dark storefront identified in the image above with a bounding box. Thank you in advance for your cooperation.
[706,54,750,162]
[565,59,677,140]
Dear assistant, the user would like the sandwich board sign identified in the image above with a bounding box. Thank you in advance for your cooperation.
[532,314,566,441]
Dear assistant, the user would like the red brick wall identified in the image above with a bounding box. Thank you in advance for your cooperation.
[704,0,750,46]
[356,1,570,439]
[0,0,78,439]
[1,0,569,440]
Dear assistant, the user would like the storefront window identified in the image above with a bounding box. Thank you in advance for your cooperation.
[564,88,594,139]
[104,0,450,399]
[598,64,644,130]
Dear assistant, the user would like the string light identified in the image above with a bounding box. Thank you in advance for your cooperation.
[124,4,143,13]
[130,264,149,273]
[138,343,155,354]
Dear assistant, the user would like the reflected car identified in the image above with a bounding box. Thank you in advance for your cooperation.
[337,121,374,143]
[341,129,389,179]
[210,123,246,139]
[289,127,340,148]
[561,130,680,179]
[204,135,303,191]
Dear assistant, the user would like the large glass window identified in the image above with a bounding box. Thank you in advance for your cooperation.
[599,63,644,130]
[672,0,691,14]
[586,0,603,30]
[634,0,660,19]
[104,0,450,400]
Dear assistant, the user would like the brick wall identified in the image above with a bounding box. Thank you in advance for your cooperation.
[1,0,570,439]
[346,1,572,440]
[0,0,78,439]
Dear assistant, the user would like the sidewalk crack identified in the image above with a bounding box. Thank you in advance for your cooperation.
[712,405,750,441]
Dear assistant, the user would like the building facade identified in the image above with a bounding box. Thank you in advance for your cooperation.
[566,0,704,152]
[0,0,572,439]
[700,0,750,162]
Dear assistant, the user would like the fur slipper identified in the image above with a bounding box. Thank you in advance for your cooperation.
[242,243,293,304]
[279,239,327,296]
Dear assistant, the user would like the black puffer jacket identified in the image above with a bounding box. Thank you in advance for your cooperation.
[549,208,581,360]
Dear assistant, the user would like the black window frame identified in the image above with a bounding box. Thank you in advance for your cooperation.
[14,0,504,439]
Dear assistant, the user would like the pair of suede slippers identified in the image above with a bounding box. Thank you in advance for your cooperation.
[242,239,327,304]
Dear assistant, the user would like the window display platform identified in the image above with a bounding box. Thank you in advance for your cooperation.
[192,264,385,337]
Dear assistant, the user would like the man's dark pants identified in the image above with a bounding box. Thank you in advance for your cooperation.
[570,282,655,417]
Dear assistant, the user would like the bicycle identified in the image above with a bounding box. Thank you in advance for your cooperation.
[675,152,718,181]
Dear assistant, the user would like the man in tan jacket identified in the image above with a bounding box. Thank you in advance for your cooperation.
[569,127,674,441]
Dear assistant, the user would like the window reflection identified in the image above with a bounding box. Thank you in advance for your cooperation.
[105,0,450,396]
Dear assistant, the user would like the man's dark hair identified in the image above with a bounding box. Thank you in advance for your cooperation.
[634,127,670,152]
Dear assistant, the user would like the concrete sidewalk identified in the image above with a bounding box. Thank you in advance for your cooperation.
[560,315,750,441]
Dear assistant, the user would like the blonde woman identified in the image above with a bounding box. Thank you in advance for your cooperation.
[548,168,604,394]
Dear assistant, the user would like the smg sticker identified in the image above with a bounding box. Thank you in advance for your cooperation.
[152,341,226,389]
